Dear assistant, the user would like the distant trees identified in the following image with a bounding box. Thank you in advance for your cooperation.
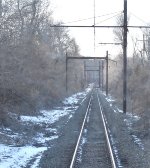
[109,15,150,117]
[0,0,84,125]
[141,30,150,60]
[113,14,124,45]
[113,14,130,46]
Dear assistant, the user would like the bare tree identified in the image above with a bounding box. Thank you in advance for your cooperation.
[0,0,84,124]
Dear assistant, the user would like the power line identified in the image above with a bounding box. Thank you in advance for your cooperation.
[129,12,149,25]
[60,11,123,25]
[95,12,123,25]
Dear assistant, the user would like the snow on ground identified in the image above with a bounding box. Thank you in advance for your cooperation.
[0,86,92,168]
[105,96,116,103]
[20,85,93,125]
[124,117,144,150]
[131,135,144,150]
[0,127,20,139]
[117,108,123,113]
[104,93,144,151]
[33,132,58,144]
[76,129,88,163]
[21,107,74,125]
[0,144,47,168]
[63,85,92,106]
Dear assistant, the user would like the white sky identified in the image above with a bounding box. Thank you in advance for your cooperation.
[50,0,150,58]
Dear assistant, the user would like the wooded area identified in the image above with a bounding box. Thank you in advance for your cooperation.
[108,14,150,131]
[0,0,84,125]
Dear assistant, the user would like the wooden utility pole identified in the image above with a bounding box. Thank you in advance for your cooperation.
[123,0,128,113]
[106,51,109,96]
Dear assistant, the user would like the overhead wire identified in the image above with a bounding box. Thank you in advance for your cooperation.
[61,11,123,25]
[95,12,123,25]
[129,12,149,25]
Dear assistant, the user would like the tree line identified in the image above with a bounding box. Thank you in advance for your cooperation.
[0,0,84,125]
[108,14,150,131]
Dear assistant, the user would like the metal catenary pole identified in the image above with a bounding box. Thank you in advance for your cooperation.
[84,61,87,87]
[66,56,106,91]
[101,61,104,91]
[106,51,109,96]
[99,61,101,88]
[66,53,68,92]
[123,0,128,113]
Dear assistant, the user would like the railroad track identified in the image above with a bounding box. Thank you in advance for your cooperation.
[69,88,117,168]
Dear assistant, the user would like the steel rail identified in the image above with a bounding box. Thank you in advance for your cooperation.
[97,91,117,168]
[70,92,93,168]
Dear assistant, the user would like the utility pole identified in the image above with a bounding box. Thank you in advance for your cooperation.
[94,0,96,54]
[101,61,104,91]
[66,53,68,92]
[123,0,128,113]
[106,51,109,96]
[84,61,86,87]
[99,61,101,88]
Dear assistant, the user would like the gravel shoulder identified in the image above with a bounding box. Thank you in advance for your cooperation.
[99,90,150,168]
[39,92,92,168]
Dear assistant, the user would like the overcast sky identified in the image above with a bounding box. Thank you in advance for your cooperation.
[50,0,150,57]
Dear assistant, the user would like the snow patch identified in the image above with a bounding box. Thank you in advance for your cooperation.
[117,108,123,113]
[0,86,92,168]
[33,132,58,144]
[30,155,42,168]
[131,135,144,150]
[0,127,21,141]
[0,144,47,168]
[106,97,116,102]
[21,107,74,125]
[77,136,87,162]
[102,92,144,154]
[126,113,140,121]
[124,116,144,150]
[113,109,117,113]
[63,92,86,106]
